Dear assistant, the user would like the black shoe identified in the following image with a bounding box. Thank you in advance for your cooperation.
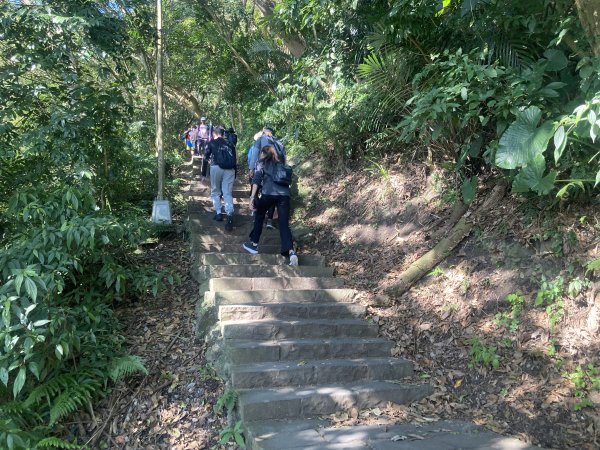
[242,241,258,254]
[225,215,233,231]
[213,213,223,222]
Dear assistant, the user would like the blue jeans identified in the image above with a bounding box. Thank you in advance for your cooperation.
[210,165,235,215]
[250,195,294,256]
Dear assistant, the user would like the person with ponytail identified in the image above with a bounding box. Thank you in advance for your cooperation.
[242,144,298,266]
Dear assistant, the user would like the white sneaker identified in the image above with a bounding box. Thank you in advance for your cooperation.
[289,251,298,267]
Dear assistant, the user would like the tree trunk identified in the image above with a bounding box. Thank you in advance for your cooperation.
[385,181,507,298]
[253,0,307,58]
[575,0,600,57]
[164,86,202,117]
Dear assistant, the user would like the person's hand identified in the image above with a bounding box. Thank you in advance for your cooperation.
[249,195,256,211]
[249,170,254,179]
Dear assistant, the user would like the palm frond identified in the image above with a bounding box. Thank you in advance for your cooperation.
[487,34,538,71]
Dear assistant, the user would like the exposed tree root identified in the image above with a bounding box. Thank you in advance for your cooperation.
[385,181,508,298]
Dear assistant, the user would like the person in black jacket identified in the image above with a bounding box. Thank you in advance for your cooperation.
[205,126,236,231]
[242,145,298,266]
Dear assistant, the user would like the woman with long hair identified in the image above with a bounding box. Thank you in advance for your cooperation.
[243,145,298,265]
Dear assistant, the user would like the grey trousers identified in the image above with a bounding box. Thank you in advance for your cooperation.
[210,165,235,215]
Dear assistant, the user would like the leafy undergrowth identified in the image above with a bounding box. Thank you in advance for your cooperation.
[296,157,600,450]
[72,168,226,449]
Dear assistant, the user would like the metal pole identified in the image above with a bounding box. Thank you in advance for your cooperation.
[156,0,165,201]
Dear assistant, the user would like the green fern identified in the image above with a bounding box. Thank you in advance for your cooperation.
[108,355,148,382]
[24,371,98,409]
[49,385,94,425]
[36,436,81,449]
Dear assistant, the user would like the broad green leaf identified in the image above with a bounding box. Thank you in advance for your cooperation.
[461,176,477,204]
[554,125,567,163]
[496,106,554,169]
[28,362,40,380]
[0,367,8,386]
[595,169,600,187]
[544,49,568,72]
[587,257,600,271]
[24,278,37,302]
[55,344,64,360]
[591,119,600,143]
[13,366,26,398]
[15,274,23,295]
[546,82,567,90]
[512,154,557,195]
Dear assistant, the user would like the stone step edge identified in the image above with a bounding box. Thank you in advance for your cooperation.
[243,418,545,450]
[196,289,360,338]
[230,357,413,372]
[218,303,366,321]
[230,357,414,389]
[222,337,393,363]
[207,277,345,292]
[221,318,379,340]
[238,381,434,422]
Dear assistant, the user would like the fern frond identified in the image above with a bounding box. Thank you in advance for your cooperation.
[24,369,102,408]
[249,39,276,55]
[49,385,93,425]
[108,355,148,382]
[37,436,81,449]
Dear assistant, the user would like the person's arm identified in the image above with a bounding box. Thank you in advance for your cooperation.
[249,169,262,209]
[249,139,262,174]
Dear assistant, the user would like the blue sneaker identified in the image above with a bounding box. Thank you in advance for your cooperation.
[242,241,258,254]
[213,213,223,222]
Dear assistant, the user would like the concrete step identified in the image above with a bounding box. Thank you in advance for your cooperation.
[225,338,393,364]
[238,381,433,422]
[203,288,359,306]
[198,253,326,267]
[244,419,543,450]
[194,243,282,254]
[188,213,254,226]
[188,188,248,198]
[189,197,247,208]
[193,233,283,245]
[208,277,345,292]
[221,319,378,340]
[190,224,296,238]
[219,303,365,321]
[195,265,335,283]
[230,358,414,389]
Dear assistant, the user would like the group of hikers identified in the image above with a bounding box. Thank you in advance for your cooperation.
[183,119,298,266]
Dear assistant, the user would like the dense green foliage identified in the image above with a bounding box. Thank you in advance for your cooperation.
[164,0,599,200]
[0,1,177,447]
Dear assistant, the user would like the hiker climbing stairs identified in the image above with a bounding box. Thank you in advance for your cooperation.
[186,157,543,450]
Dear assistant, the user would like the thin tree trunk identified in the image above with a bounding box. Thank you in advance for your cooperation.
[575,0,600,57]
[253,0,307,57]
[385,181,507,298]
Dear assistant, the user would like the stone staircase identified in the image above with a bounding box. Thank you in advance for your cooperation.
[187,158,543,450]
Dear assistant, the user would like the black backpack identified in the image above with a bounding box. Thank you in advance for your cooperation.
[269,160,293,187]
[214,140,236,170]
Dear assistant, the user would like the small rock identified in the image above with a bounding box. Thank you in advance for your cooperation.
[373,294,392,307]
